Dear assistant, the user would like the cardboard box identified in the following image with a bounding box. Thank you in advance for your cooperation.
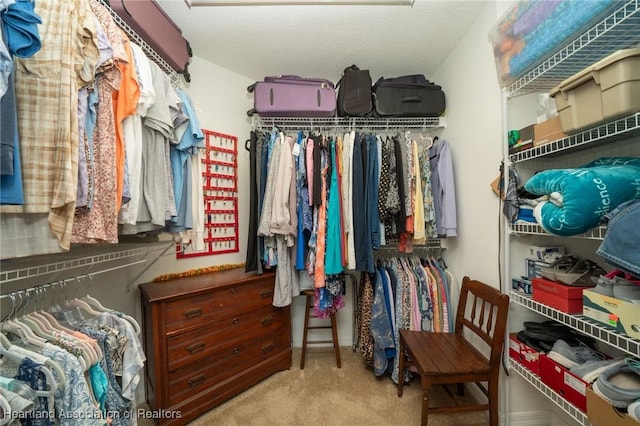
[508,141,533,154]
[583,290,640,340]
[587,387,640,426]
[540,355,589,412]
[527,245,565,262]
[509,333,541,374]
[532,277,592,314]
[519,124,535,144]
[533,116,568,147]
[508,124,535,154]
[512,277,532,295]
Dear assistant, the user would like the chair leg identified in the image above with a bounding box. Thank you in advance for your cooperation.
[300,293,312,370]
[488,374,499,426]
[330,312,341,368]
[421,378,432,426]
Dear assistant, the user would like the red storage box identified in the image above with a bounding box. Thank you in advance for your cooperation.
[509,333,542,375]
[540,354,589,412]
[532,277,591,314]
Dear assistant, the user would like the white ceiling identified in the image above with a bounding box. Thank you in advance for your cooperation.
[155,0,490,83]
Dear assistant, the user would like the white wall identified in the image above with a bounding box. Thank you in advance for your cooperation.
[432,2,504,288]
[432,2,566,425]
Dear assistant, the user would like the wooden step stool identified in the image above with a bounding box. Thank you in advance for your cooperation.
[300,289,341,370]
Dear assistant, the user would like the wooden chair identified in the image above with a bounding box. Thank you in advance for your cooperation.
[397,276,509,426]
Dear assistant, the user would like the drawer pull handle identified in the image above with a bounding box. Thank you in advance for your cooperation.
[260,316,273,326]
[232,318,240,325]
[184,308,202,319]
[233,347,240,355]
[187,342,205,354]
[262,343,276,354]
[187,374,205,388]
[260,290,273,298]
[230,287,238,294]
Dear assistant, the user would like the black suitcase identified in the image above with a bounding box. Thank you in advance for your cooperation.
[372,74,446,117]
[336,65,372,117]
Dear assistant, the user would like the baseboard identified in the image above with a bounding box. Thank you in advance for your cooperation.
[464,383,550,426]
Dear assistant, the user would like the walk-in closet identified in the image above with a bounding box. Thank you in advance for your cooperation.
[1,1,639,425]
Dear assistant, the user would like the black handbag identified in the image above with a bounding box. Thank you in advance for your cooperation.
[372,74,446,117]
[336,65,372,117]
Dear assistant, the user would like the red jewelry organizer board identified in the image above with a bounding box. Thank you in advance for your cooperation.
[177,130,239,258]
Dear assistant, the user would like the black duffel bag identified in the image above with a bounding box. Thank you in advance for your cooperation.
[372,74,446,117]
[336,65,373,117]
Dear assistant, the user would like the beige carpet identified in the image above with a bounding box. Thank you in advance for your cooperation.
[183,347,489,426]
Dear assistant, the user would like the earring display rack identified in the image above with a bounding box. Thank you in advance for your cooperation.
[177,130,239,258]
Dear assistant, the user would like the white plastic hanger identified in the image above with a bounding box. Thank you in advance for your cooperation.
[32,286,99,368]
[81,276,142,336]
[0,295,47,348]
[0,331,57,398]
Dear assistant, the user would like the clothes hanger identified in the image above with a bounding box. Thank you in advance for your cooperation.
[4,291,77,379]
[418,134,433,151]
[3,336,66,389]
[0,294,47,348]
[0,326,57,398]
[76,276,142,335]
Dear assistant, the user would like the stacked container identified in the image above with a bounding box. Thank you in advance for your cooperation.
[550,47,640,133]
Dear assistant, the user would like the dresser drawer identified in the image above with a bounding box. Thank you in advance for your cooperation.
[167,329,289,406]
[163,279,274,333]
[166,305,285,372]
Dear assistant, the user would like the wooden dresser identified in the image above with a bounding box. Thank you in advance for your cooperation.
[139,268,291,424]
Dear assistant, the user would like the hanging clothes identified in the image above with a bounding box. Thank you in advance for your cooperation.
[359,254,453,383]
[430,138,457,237]
[1,0,100,251]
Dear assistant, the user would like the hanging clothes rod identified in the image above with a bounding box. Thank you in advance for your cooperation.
[0,243,175,305]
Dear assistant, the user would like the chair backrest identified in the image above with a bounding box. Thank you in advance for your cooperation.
[454,276,510,368]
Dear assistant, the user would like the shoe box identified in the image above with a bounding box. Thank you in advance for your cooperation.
[540,354,589,412]
[509,333,541,374]
[586,386,640,426]
[512,277,532,295]
[583,289,640,340]
[532,277,592,314]
[527,245,565,262]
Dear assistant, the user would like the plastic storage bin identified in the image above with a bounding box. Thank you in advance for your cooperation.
[550,48,640,133]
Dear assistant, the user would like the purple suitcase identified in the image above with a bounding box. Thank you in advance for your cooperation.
[107,0,192,79]
[247,75,337,117]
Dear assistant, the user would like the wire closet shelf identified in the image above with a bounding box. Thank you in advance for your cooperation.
[506,0,640,97]
[251,116,445,132]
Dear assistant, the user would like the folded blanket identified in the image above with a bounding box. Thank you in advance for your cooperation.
[524,158,640,236]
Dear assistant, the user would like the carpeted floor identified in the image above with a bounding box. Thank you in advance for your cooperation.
[175,347,490,426]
